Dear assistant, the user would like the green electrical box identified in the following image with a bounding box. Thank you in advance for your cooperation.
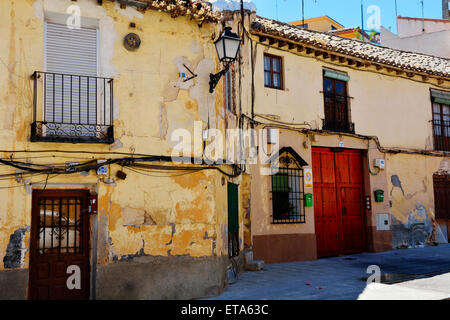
[304,193,313,207]
[374,189,385,203]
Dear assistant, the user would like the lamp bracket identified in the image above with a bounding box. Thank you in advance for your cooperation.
[209,63,230,94]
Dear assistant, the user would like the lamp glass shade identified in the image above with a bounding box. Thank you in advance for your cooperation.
[214,27,241,62]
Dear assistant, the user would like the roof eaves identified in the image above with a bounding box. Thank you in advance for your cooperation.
[251,16,450,79]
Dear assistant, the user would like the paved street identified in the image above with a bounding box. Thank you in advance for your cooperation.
[211,244,450,300]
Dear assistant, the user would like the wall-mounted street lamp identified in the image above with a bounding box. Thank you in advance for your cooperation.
[209,27,241,93]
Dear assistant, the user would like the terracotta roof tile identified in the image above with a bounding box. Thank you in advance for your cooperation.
[119,0,218,23]
[251,16,450,78]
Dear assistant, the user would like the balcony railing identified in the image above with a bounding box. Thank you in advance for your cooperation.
[432,119,450,152]
[31,71,114,144]
[322,119,355,134]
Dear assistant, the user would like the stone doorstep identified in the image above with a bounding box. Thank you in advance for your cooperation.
[243,249,265,272]
[246,260,265,272]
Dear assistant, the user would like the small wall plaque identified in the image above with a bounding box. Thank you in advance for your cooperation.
[123,33,141,51]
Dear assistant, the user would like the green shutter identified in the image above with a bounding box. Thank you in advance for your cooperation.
[431,89,450,105]
[227,183,239,234]
[323,69,350,82]
[272,174,291,192]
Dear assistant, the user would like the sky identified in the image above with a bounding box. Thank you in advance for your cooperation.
[251,0,444,33]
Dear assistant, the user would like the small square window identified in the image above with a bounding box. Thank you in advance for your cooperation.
[264,54,283,90]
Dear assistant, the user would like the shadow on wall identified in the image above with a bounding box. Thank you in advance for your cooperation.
[391,203,434,249]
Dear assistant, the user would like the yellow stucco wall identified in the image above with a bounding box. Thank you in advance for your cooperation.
[0,0,240,272]
[252,40,449,150]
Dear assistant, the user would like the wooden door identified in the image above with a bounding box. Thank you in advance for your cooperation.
[29,190,91,300]
[312,148,365,257]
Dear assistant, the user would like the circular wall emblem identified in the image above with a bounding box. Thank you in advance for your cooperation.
[123,33,141,51]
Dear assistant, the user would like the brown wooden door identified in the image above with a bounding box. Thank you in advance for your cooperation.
[29,190,90,300]
[312,148,365,258]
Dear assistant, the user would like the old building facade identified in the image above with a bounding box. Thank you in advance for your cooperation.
[0,0,251,300]
[1,0,449,300]
[241,16,450,263]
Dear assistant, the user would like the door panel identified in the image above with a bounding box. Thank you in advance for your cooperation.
[313,148,340,257]
[313,148,365,258]
[29,190,90,300]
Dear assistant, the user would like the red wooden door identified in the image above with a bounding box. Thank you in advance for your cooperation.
[29,190,91,300]
[312,148,365,257]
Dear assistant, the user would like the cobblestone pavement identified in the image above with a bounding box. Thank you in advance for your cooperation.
[210,244,450,300]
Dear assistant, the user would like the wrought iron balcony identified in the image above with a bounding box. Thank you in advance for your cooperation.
[322,119,355,134]
[432,119,450,152]
[31,71,114,144]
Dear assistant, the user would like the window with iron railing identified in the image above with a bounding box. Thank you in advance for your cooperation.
[270,149,307,224]
[432,102,450,152]
[322,76,354,134]
[31,71,114,144]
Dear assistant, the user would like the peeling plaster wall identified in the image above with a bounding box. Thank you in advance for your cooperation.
[0,0,237,299]
[387,154,449,248]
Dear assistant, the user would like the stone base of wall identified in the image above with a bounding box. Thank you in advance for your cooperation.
[96,255,229,300]
[0,269,28,299]
[367,227,393,252]
[253,234,317,264]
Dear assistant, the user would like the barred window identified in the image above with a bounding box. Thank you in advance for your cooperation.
[270,147,307,224]
[432,102,450,152]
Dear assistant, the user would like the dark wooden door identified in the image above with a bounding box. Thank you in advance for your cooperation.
[312,148,365,258]
[29,190,90,300]
[228,183,239,258]
[433,174,450,242]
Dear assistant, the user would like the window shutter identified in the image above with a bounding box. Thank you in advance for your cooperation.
[44,22,98,127]
[45,22,97,76]
[323,68,350,82]
[227,183,239,234]
[431,89,450,105]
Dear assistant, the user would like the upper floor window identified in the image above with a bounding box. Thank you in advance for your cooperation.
[264,54,283,90]
[224,69,234,113]
[431,89,450,152]
[31,21,114,144]
[322,68,354,133]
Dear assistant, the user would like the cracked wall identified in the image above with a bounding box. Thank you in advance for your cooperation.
[387,153,449,248]
[0,0,234,285]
